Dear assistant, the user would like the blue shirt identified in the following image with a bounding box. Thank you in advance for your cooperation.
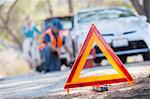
[22,25,41,38]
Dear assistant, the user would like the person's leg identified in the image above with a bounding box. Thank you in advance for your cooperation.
[42,46,51,72]
[52,54,61,71]
[31,39,40,67]
[23,39,33,69]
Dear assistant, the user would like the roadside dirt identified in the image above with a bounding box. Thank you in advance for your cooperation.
[36,73,150,99]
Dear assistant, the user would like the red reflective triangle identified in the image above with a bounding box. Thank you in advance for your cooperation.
[64,24,133,94]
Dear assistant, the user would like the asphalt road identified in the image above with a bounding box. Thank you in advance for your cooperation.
[0,61,150,98]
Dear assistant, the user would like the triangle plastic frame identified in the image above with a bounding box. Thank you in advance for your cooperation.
[64,24,133,93]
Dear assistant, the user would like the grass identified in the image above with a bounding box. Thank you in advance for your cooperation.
[0,49,30,78]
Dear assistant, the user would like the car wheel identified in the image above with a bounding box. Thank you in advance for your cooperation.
[143,52,150,61]
[60,58,67,66]
[94,57,102,65]
[119,56,127,63]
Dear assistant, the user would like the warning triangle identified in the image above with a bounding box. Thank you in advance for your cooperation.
[64,24,133,93]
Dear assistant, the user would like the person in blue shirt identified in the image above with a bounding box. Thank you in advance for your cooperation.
[22,16,41,69]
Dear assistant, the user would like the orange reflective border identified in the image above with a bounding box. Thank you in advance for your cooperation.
[65,77,127,89]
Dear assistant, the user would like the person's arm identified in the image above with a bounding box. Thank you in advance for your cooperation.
[33,26,41,34]
[64,45,73,58]
[47,42,61,58]
[45,34,59,52]
[47,42,59,52]
[63,36,73,58]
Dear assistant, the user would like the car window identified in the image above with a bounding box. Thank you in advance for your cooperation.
[61,20,72,30]
[77,8,135,24]
[45,17,73,30]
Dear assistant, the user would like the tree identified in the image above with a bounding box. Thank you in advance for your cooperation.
[130,0,150,22]
[0,0,22,49]
[68,0,73,13]
[46,0,53,16]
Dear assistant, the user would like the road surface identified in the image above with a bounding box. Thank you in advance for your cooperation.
[0,61,150,99]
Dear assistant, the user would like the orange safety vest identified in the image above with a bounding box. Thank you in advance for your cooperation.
[39,28,63,50]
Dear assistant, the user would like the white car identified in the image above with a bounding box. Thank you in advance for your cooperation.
[72,7,150,63]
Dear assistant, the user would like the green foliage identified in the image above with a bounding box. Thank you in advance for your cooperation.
[0,44,5,51]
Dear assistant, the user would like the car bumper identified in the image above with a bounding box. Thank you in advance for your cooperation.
[95,40,149,58]
[96,48,149,57]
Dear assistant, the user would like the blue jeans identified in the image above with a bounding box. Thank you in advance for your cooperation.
[42,46,61,72]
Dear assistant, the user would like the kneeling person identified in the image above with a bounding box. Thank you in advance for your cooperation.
[40,19,72,72]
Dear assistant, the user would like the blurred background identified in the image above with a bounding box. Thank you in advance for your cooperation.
[0,0,150,77]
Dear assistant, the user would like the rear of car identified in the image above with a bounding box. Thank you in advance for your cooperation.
[43,16,74,66]
[73,7,150,64]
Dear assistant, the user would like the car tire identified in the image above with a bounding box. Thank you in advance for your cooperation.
[143,51,150,61]
[94,58,102,65]
[60,58,67,66]
[119,56,127,63]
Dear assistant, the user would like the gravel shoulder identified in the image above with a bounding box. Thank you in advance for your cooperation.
[36,72,150,99]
